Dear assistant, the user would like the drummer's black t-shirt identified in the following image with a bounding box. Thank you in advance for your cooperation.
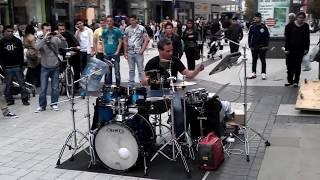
[145,56,186,89]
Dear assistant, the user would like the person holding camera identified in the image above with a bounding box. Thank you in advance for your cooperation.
[34,23,67,112]
[0,25,30,106]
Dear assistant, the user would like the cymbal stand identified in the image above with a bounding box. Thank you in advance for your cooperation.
[73,68,103,168]
[220,37,271,161]
[56,87,88,166]
[150,74,190,174]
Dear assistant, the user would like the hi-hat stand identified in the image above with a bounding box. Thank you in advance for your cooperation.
[210,36,271,162]
[150,73,190,175]
[176,76,195,160]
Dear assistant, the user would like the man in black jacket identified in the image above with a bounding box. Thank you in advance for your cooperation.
[248,12,270,80]
[284,12,310,87]
[0,25,30,106]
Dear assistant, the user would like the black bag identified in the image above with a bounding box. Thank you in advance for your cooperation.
[188,97,224,138]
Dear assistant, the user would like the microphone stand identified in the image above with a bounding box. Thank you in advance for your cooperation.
[218,36,271,162]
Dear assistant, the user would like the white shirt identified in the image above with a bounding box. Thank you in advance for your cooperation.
[76,27,94,53]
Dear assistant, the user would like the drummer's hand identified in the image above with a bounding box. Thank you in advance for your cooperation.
[196,63,204,72]
[114,51,119,56]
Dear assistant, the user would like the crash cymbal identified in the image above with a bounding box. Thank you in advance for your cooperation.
[173,81,197,87]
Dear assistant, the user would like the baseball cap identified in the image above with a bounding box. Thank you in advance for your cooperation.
[255,12,262,18]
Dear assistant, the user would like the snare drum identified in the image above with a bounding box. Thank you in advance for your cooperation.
[94,113,155,171]
[145,96,171,114]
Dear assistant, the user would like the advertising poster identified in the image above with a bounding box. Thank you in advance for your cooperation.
[257,0,290,37]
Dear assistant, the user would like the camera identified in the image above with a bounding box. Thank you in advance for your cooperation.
[49,32,57,36]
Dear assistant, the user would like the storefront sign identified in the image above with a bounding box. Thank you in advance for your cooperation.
[257,0,290,37]
[194,3,209,14]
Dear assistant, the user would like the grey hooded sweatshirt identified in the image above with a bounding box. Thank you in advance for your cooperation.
[35,35,68,68]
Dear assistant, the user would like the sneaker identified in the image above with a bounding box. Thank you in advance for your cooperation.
[22,100,30,106]
[51,105,59,111]
[293,83,299,87]
[247,73,256,79]
[80,91,86,99]
[262,73,267,80]
[284,83,293,87]
[4,112,18,119]
[34,107,45,113]
[7,101,14,106]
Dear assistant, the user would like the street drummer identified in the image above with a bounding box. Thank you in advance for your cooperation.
[141,38,204,137]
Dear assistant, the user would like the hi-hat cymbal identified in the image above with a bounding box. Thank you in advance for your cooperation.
[173,81,197,87]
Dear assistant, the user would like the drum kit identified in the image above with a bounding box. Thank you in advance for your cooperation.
[55,59,215,176]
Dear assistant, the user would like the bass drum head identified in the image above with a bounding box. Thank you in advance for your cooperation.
[94,123,139,171]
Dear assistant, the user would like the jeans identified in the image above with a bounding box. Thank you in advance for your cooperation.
[39,66,60,108]
[147,89,185,138]
[4,67,29,102]
[128,53,144,87]
[0,80,9,115]
[104,54,121,86]
[251,49,266,74]
[80,52,90,73]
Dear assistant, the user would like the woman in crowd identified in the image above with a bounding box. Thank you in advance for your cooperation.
[182,19,200,70]
[24,24,40,87]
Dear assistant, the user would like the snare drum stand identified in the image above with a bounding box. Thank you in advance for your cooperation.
[56,85,88,166]
[150,76,190,175]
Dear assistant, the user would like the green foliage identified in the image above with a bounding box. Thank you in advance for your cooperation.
[244,0,257,21]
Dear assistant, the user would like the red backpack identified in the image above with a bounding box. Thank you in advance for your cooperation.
[197,132,224,170]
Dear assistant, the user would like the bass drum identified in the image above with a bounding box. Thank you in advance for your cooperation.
[94,113,155,171]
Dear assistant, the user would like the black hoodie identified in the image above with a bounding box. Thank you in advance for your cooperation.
[0,35,24,68]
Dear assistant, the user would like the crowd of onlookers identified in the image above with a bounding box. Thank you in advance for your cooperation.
[0,10,317,119]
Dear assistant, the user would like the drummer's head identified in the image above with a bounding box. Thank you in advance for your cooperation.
[157,38,173,60]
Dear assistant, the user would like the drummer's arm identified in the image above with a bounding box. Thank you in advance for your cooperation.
[181,64,204,79]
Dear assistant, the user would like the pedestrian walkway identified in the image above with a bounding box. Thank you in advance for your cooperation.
[0,32,319,180]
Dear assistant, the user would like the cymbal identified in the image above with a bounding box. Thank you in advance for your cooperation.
[173,81,197,87]
[145,69,160,73]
